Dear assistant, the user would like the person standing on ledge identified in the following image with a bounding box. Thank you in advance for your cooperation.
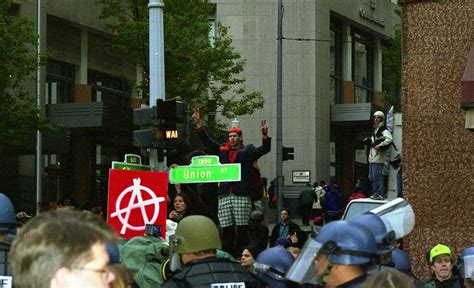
[364,111,392,200]
[192,108,271,258]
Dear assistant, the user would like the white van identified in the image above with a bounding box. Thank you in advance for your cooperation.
[341,198,388,221]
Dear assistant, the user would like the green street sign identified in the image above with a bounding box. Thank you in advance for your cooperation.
[191,155,219,166]
[169,156,241,184]
[111,162,152,171]
[111,154,152,171]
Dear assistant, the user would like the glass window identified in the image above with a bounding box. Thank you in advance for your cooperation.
[88,70,131,108]
[352,29,373,103]
[46,60,75,104]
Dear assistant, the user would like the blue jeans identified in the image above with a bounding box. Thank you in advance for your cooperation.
[369,163,385,196]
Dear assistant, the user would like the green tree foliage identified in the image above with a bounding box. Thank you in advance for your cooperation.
[0,0,50,146]
[97,0,264,124]
[382,23,402,112]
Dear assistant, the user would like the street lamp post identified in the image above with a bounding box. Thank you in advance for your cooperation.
[276,0,284,213]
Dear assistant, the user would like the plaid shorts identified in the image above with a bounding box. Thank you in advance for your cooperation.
[218,194,252,227]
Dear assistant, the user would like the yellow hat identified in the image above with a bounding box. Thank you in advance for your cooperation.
[429,244,452,263]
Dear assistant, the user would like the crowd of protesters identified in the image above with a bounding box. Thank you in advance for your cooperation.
[0,114,469,287]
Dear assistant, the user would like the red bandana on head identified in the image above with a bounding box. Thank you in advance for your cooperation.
[228,127,242,136]
[220,128,244,151]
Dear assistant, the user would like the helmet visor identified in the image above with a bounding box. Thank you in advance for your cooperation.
[464,255,474,279]
[168,234,182,272]
[285,237,322,284]
[369,198,415,239]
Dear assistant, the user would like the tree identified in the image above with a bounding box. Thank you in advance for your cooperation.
[0,0,50,146]
[97,0,264,128]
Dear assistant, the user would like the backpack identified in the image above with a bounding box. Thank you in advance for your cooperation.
[251,161,264,202]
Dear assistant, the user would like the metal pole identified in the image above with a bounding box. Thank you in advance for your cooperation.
[148,0,166,171]
[36,0,43,215]
[276,0,284,214]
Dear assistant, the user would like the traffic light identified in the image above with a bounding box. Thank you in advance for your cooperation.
[133,99,189,148]
[282,146,294,161]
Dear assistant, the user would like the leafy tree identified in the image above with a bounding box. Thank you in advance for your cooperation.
[97,0,264,127]
[0,0,50,146]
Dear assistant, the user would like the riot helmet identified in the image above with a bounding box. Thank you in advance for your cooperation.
[254,247,295,288]
[173,215,221,254]
[286,220,378,284]
[169,215,221,272]
[369,198,415,240]
[391,248,412,274]
[459,246,474,280]
[0,193,16,233]
[350,213,396,254]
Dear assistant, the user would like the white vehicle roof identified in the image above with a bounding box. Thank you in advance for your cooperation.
[341,198,388,221]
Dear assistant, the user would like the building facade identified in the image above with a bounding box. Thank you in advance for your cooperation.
[2,0,400,213]
[212,0,400,194]
[3,0,140,212]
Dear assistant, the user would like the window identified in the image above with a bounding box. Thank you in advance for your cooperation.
[46,60,75,104]
[88,70,131,108]
[208,3,217,47]
[330,20,343,104]
[352,29,373,103]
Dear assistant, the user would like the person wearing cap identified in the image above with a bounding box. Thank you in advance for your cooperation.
[363,111,392,200]
[164,215,260,288]
[16,211,32,226]
[424,244,463,288]
[192,108,271,258]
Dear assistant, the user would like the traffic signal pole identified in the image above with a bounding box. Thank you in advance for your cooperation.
[148,0,166,170]
[276,0,284,214]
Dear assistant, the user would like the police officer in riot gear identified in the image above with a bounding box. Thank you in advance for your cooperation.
[286,220,379,288]
[0,193,16,277]
[163,215,260,288]
[253,247,296,288]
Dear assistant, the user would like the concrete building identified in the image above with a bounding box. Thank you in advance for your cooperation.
[212,0,400,194]
[2,0,400,213]
[3,0,140,211]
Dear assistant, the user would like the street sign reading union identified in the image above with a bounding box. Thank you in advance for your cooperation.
[169,155,241,184]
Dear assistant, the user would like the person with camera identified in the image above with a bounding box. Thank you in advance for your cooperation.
[363,111,393,200]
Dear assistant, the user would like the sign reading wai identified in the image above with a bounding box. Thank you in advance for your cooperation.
[169,155,241,184]
[107,169,168,239]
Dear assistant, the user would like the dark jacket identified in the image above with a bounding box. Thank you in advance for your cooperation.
[299,187,316,207]
[270,221,307,249]
[423,274,464,288]
[249,221,269,255]
[197,128,271,197]
[162,257,261,288]
[322,187,346,217]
